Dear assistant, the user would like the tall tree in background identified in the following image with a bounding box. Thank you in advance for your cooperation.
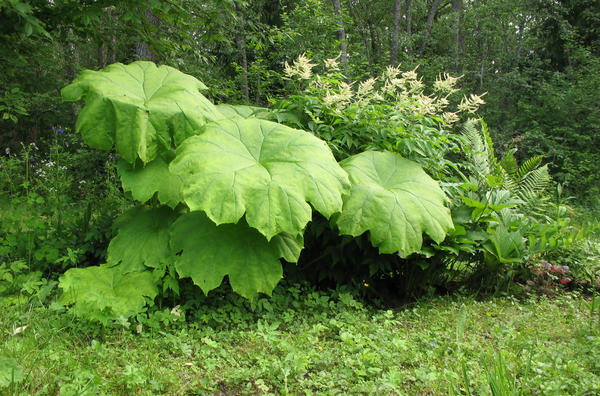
[332,0,349,67]
[233,1,250,101]
[420,0,442,53]
[391,0,402,64]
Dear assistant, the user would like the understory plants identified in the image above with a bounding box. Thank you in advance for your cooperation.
[0,131,126,304]
[269,55,594,297]
[52,58,599,323]
[57,61,455,323]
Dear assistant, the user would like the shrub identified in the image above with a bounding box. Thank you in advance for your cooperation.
[57,61,454,323]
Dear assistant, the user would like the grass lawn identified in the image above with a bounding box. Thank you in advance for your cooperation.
[1,285,599,395]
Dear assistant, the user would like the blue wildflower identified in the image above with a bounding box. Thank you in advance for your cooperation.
[56,128,65,134]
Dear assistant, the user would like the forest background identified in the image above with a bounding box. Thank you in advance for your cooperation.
[1,0,598,210]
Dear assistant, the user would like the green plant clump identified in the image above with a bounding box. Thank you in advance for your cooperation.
[58,61,454,322]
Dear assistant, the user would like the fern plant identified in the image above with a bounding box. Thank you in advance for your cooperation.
[461,119,551,213]
[57,61,454,323]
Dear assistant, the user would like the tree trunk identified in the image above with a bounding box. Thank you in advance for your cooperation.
[391,0,402,64]
[233,2,249,101]
[135,6,158,61]
[98,42,107,68]
[347,0,373,69]
[332,0,348,68]
[405,0,412,55]
[368,19,379,64]
[451,0,463,70]
[516,18,525,64]
[420,0,442,53]
[97,7,115,68]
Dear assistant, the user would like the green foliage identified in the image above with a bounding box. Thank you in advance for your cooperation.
[3,289,600,394]
[0,134,127,304]
[57,61,454,321]
[170,212,288,299]
[170,117,349,239]
[214,104,276,120]
[106,206,177,273]
[336,151,453,256]
[0,355,23,389]
[117,156,183,209]
[61,61,222,164]
[59,264,158,323]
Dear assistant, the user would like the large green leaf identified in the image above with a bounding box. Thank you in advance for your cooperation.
[335,151,453,256]
[61,61,223,164]
[59,264,158,322]
[215,104,276,120]
[482,225,526,265]
[117,156,183,208]
[170,118,349,239]
[107,206,179,273]
[170,211,302,299]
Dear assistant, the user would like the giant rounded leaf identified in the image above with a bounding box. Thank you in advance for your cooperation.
[335,151,453,256]
[61,61,223,164]
[215,104,276,120]
[59,264,158,322]
[170,211,302,299]
[107,206,179,273]
[117,156,183,209]
[170,118,349,239]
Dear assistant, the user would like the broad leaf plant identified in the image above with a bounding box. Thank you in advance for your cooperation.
[58,61,453,322]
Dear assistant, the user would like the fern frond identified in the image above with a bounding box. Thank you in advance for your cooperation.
[499,167,519,195]
[518,165,551,197]
[516,155,544,182]
[462,119,494,177]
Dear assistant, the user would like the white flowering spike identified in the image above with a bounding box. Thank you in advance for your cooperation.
[295,53,316,80]
[357,78,376,97]
[408,79,424,93]
[433,73,462,95]
[458,93,486,113]
[402,66,419,81]
[324,55,341,71]
[283,53,316,80]
[283,61,295,79]
[383,65,401,80]
[442,112,460,125]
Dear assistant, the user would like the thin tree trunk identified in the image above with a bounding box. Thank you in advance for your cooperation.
[332,0,348,68]
[405,0,412,55]
[368,20,379,64]
[420,0,442,53]
[98,42,107,68]
[480,34,488,90]
[347,0,373,69]
[108,7,116,64]
[451,0,463,70]
[233,2,249,101]
[391,0,401,64]
[516,18,524,64]
[97,7,114,68]
[65,28,80,129]
[135,6,158,61]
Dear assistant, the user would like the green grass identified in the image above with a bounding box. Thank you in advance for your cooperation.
[1,285,599,395]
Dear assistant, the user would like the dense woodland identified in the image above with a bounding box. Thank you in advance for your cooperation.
[1,0,599,206]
